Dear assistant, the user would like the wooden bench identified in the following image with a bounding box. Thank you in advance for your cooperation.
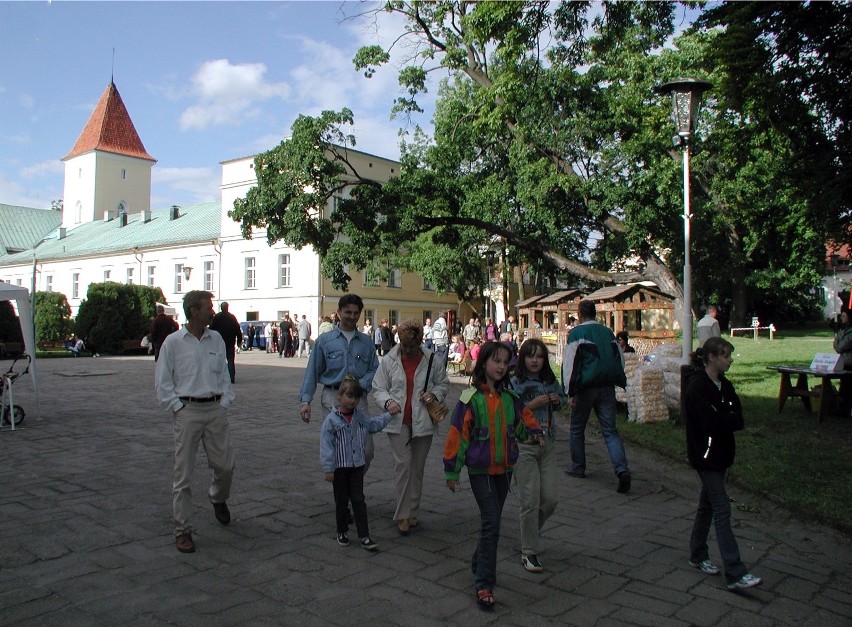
[448,355,474,377]
[122,340,149,355]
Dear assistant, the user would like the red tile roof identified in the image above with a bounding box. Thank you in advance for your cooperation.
[62,82,156,162]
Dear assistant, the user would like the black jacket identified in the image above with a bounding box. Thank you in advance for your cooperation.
[683,368,744,471]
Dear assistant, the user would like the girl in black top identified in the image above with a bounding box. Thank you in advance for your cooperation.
[683,337,762,591]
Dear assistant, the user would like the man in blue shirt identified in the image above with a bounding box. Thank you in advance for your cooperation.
[298,294,380,465]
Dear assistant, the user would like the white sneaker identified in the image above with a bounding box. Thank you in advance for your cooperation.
[727,573,762,590]
[689,559,720,575]
[521,554,544,573]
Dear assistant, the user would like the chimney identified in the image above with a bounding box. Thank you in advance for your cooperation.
[118,213,128,227]
[170,205,180,220]
[104,210,114,222]
[140,209,151,223]
[58,227,67,239]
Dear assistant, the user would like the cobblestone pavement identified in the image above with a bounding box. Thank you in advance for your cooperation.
[0,352,849,626]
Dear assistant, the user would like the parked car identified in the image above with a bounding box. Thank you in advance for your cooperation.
[239,321,276,351]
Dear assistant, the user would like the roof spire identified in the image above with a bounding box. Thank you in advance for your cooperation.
[62,82,156,163]
[111,47,115,84]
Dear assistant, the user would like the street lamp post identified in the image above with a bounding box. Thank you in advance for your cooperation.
[656,78,712,362]
[484,250,496,323]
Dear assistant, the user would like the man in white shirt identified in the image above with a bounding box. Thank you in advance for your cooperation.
[155,290,235,554]
[696,305,722,348]
[422,318,433,350]
[431,311,450,369]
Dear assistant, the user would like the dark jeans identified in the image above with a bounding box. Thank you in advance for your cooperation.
[225,350,235,383]
[569,385,629,476]
[333,466,369,538]
[689,469,747,584]
[279,336,292,357]
[469,473,510,591]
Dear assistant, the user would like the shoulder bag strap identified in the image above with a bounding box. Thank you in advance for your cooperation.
[423,351,435,394]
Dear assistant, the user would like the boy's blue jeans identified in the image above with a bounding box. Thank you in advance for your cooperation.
[469,473,510,591]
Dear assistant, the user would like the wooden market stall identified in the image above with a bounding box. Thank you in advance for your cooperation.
[515,294,548,331]
[558,283,676,355]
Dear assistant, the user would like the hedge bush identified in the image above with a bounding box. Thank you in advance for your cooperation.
[34,291,72,344]
[75,283,167,354]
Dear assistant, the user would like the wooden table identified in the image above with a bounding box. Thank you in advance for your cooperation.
[767,365,850,423]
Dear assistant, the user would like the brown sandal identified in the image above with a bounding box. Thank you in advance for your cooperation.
[476,589,495,609]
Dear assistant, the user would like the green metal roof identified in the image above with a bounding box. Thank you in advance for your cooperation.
[0,202,221,265]
[0,204,63,254]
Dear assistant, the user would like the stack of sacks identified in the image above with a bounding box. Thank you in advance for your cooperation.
[617,353,641,404]
[627,368,668,423]
[642,343,683,411]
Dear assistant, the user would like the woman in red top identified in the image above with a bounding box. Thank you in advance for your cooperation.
[371,320,450,535]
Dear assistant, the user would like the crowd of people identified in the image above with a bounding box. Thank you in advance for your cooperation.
[154,292,763,612]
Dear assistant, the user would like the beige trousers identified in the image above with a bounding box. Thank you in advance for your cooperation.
[387,426,433,522]
[173,402,235,536]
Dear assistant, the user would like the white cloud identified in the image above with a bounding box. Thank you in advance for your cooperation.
[179,59,290,131]
[19,94,35,109]
[0,171,55,209]
[152,166,221,206]
[20,159,62,180]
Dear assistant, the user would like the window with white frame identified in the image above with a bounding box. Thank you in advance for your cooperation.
[389,309,400,328]
[147,266,155,287]
[363,309,375,329]
[278,254,291,288]
[363,268,379,287]
[104,269,111,282]
[245,257,256,289]
[422,277,436,291]
[175,264,184,293]
[45,275,53,292]
[387,267,401,288]
[126,267,134,285]
[204,261,214,291]
[72,273,80,299]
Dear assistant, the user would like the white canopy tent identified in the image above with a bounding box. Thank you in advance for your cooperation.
[0,283,39,422]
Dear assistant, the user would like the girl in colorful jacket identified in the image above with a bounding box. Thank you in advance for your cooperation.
[444,341,543,610]
[509,339,564,573]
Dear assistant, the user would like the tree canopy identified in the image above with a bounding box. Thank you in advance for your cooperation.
[231,0,849,324]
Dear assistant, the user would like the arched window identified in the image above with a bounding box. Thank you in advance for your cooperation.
[74,201,82,224]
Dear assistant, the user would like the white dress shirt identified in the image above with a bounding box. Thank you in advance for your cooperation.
[155,326,234,412]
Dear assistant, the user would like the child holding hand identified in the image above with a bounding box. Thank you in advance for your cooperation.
[444,341,543,610]
[320,377,395,551]
[510,339,564,573]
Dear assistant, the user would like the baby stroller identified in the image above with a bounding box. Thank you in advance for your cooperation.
[1,353,30,427]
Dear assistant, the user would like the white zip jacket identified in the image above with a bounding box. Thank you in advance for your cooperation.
[371,345,450,437]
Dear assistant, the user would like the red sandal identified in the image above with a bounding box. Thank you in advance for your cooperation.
[476,589,495,609]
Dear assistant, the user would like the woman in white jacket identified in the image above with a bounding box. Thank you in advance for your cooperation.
[372,319,450,535]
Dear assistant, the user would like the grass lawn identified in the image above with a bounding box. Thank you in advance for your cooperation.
[617,327,852,533]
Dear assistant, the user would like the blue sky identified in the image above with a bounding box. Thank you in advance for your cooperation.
[0,1,434,211]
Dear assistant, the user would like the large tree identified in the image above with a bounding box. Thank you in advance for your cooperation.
[232,1,846,324]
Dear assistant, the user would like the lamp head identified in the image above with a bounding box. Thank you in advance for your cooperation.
[656,78,712,139]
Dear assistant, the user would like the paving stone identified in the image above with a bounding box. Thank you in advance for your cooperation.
[0,355,848,625]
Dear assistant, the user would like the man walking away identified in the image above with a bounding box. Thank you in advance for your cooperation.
[155,290,236,553]
[209,302,241,384]
[697,305,722,348]
[432,311,450,369]
[298,315,312,358]
[150,304,179,362]
[561,300,631,493]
